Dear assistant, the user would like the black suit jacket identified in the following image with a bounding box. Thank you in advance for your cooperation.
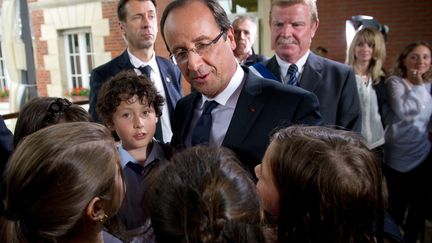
[0,115,13,180]
[263,53,361,132]
[242,49,267,67]
[89,50,182,124]
[171,67,322,172]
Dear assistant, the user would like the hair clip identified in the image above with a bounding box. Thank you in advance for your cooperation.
[42,98,72,125]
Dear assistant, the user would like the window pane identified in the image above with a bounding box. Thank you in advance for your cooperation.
[75,55,81,74]
[70,56,76,74]
[87,54,93,72]
[64,31,94,91]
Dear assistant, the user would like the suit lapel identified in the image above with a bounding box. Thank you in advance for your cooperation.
[117,50,135,71]
[179,93,200,144]
[223,69,264,147]
[266,56,283,82]
[299,53,322,92]
[155,57,181,121]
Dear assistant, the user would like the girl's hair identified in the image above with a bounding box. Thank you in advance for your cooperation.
[1,122,122,242]
[268,126,385,243]
[391,40,432,80]
[13,97,91,147]
[346,28,386,85]
[145,146,267,243]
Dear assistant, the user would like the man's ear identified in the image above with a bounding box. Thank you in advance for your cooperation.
[86,197,107,222]
[119,21,126,36]
[227,27,237,51]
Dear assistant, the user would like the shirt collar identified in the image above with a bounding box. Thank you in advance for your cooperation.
[127,48,158,72]
[118,139,165,169]
[200,63,244,109]
[275,50,310,76]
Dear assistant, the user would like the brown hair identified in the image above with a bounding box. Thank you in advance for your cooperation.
[160,0,231,53]
[267,126,386,243]
[96,70,164,127]
[145,146,267,243]
[13,97,91,147]
[117,0,156,22]
[346,28,387,85]
[1,122,122,242]
[391,41,432,80]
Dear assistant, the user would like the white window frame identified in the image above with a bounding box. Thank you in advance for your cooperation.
[0,43,9,93]
[63,29,94,90]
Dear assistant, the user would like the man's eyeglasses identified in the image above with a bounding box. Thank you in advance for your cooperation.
[170,31,226,65]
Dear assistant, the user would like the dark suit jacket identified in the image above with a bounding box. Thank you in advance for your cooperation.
[0,115,13,186]
[171,67,322,172]
[242,49,267,67]
[262,53,361,132]
[89,50,182,124]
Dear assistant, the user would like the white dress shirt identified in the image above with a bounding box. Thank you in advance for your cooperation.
[186,63,245,147]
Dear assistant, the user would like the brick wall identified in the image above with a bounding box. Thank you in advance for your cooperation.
[102,1,125,58]
[31,7,49,96]
[313,0,432,72]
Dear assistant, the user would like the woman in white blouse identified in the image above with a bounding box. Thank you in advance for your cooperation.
[346,28,387,151]
[383,41,432,243]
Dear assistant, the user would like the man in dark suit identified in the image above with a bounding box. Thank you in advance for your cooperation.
[232,15,266,66]
[251,0,361,132]
[89,0,182,143]
[161,0,322,172]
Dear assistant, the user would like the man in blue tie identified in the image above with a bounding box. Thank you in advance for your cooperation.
[89,0,182,143]
[161,0,322,173]
[251,0,361,132]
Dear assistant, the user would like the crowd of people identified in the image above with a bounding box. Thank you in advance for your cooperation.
[0,0,431,242]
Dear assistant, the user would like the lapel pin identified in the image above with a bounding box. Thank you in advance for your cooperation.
[249,107,255,112]
[165,77,171,82]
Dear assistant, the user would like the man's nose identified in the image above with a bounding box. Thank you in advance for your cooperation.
[280,24,294,37]
[187,51,203,71]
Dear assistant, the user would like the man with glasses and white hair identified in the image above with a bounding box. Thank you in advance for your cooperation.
[161,0,322,173]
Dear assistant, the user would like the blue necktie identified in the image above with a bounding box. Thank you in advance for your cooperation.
[139,65,152,79]
[191,101,218,146]
[287,64,298,86]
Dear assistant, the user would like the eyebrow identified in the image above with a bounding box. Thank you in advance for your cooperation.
[170,35,215,52]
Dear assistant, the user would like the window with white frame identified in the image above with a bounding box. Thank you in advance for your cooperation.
[63,29,94,92]
[0,43,9,95]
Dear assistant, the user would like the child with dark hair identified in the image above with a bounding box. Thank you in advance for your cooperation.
[144,146,269,243]
[96,70,172,240]
[13,97,91,147]
[255,126,387,243]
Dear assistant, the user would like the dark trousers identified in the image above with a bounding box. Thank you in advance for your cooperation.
[383,151,432,243]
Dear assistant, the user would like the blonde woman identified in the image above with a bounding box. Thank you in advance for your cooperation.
[346,28,387,150]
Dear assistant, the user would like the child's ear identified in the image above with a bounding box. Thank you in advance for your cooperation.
[106,121,115,131]
[86,197,108,223]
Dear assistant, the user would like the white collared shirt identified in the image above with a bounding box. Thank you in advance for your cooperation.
[275,50,309,84]
[186,63,245,147]
[127,49,173,143]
